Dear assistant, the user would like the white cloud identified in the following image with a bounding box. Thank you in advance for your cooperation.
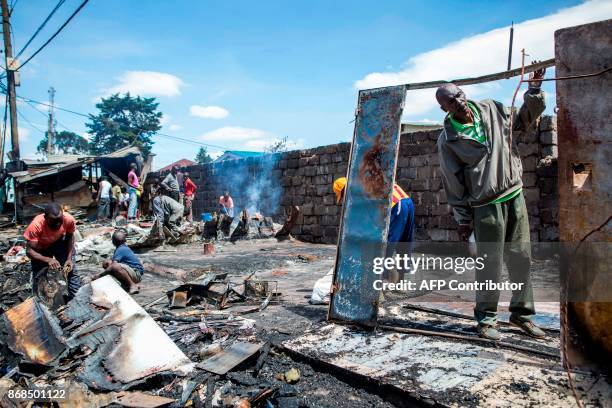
[243,139,270,150]
[190,105,229,119]
[199,126,269,142]
[103,71,183,97]
[355,0,612,116]
[169,124,182,132]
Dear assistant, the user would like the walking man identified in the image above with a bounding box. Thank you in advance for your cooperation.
[436,64,547,340]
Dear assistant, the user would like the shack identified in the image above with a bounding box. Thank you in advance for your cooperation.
[6,146,153,221]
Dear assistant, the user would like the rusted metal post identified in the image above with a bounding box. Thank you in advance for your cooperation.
[555,20,612,372]
[328,85,405,326]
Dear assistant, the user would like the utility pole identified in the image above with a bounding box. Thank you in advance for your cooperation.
[47,87,56,156]
[1,0,19,163]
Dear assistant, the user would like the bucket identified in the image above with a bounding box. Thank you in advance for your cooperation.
[201,212,213,222]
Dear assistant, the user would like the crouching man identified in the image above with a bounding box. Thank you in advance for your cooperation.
[94,229,143,294]
[24,203,81,298]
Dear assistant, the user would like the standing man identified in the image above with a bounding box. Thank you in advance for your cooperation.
[24,203,80,298]
[96,176,112,221]
[332,177,414,281]
[436,65,547,340]
[218,191,234,217]
[183,172,197,222]
[127,163,140,221]
[161,165,181,202]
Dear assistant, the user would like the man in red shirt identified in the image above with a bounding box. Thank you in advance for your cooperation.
[24,203,81,298]
[183,172,197,222]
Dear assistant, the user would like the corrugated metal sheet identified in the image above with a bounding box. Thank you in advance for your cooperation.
[328,85,405,326]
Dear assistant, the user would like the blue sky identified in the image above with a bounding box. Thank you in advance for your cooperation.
[7,0,611,168]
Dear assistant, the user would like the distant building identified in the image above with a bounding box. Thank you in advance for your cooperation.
[401,122,443,133]
[158,159,196,173]
[214,150,265,162]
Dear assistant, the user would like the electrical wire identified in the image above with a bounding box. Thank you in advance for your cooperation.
[14,0,66,60]
[13,0,89,71]
[16,108,44,133]
[0,84,236,151]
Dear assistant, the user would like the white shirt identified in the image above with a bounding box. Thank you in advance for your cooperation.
[99,180,112,199]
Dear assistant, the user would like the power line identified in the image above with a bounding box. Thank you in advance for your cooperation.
[14,0,89,71]
[14,0,65,60]
[8,0,17,16]
[1,87,235,151]
[16,108,44,133]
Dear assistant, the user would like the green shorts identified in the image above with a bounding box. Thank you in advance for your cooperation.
[118,263,142,283]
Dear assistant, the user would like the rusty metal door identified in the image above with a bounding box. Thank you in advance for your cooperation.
[328,85,405,326]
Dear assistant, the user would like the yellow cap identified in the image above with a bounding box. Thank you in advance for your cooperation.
[333,177,347,204]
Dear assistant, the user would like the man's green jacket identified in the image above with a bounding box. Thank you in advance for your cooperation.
[437,88,545,224]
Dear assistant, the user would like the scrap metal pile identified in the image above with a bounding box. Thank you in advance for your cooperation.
[0,265,297,407]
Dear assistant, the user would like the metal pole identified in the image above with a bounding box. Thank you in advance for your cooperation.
[47,87,55,156]
[1,0,19,162]
[507,22,514,71]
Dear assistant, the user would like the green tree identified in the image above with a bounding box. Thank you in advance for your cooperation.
[195,146,213,164]
[37,131,89,156]
[86,93,161,156]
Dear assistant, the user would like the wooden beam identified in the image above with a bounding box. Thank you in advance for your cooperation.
[106,170,129,189]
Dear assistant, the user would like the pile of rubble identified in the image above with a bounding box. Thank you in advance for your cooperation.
[203,206,300,243]
[0,266,297,407]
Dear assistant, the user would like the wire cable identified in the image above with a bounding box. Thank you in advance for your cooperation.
[14,0,89,71]
[14,0,65,60]
[1,87,236,151]
[16,108,45,133]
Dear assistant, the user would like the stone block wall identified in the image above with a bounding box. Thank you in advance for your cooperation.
[188,115,558,244]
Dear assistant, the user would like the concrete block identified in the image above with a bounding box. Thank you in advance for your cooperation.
[539,177,556,194]
[401,167,417,179]
[337,142,351,152]
[304,166,316,177]
[320,155,331,165]
[522,172,537,188]
[522,156,538,172]
[539,130,557,145]
[288,159,299,169]
[409,179,429,191]
[541,145,558,158]
[518,142,539,157]
[323,194,336,205]
[316,185,328,196]
[438,214,457,229]
[301,203,314,216]
[539,115,556,132]
[523,188,540,205]
[429,229,449,242]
